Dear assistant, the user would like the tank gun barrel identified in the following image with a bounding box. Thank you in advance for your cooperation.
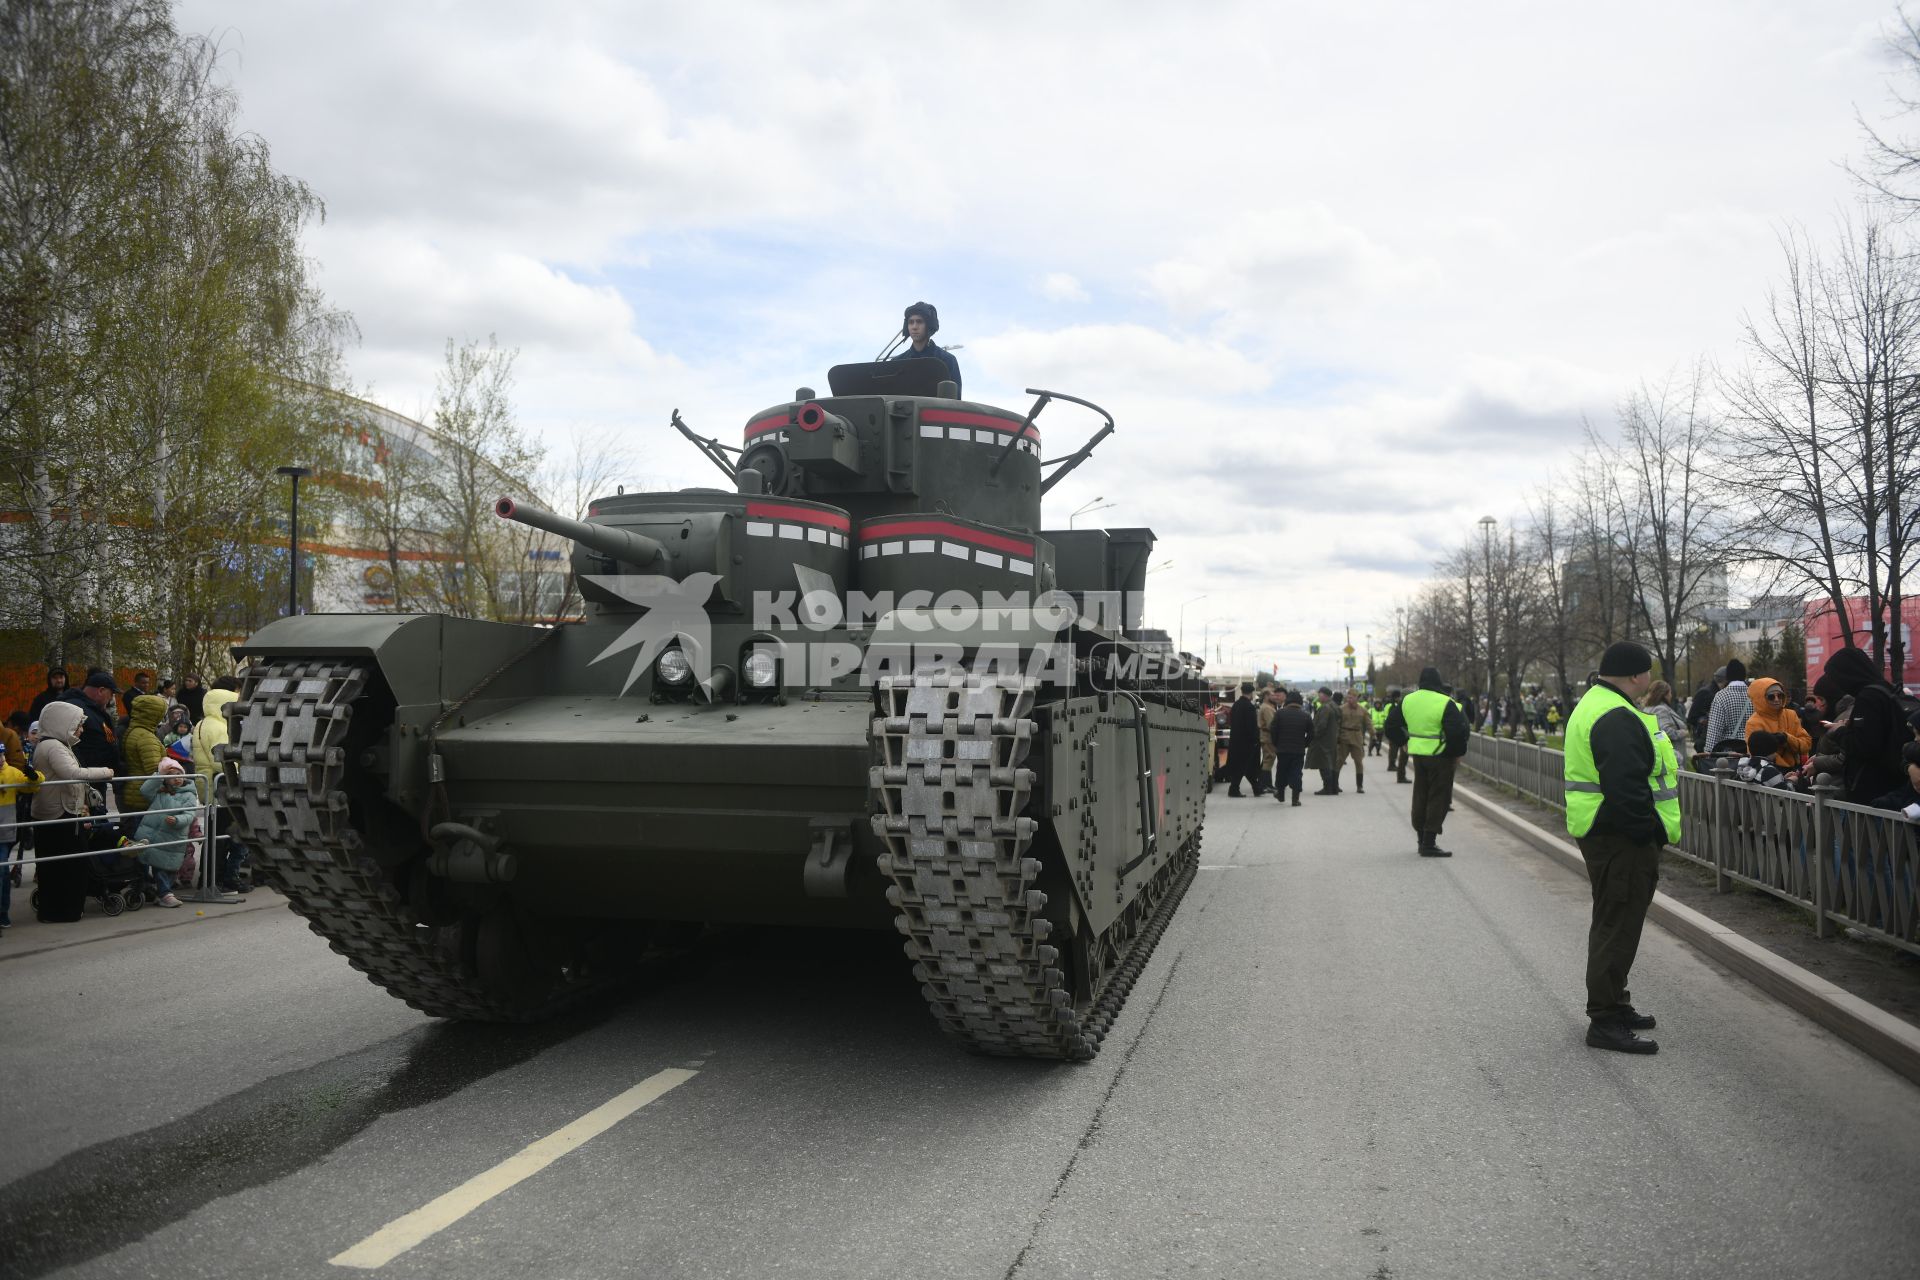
[494,497,665,568]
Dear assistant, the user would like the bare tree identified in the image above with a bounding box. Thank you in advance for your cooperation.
[1820,216,1920,682]
[427,336,543,620]
[1597,367,1733,684]
[1717,226,1857,649]
[1524,482,1577,705]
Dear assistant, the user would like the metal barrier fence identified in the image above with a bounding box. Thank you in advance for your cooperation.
[1461,733,1920,957]
[5,766,242,914]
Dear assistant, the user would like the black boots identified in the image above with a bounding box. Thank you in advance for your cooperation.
[1417,832,1453,858]
[1291,792,1301,807]
[1586,1020,1658,1054]
[1355,780,1365,794]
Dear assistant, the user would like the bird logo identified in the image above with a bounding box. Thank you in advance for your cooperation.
[584,573,723,696]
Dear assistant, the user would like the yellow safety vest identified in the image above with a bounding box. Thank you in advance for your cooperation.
[1402,689,1450,757]
[1563,684,1682,843]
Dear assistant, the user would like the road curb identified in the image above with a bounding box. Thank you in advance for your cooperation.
[1453,783,1920,1089]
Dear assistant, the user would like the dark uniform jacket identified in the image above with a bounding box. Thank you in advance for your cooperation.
[1268,705,1314,755]
[1226,697,1261,773]
[1306,703,1338,770]
[1585,682,1665,846]
[891,342,962,394]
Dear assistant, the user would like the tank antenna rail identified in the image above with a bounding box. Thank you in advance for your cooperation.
[870,671,1198,1061]
[221,659,528,1021]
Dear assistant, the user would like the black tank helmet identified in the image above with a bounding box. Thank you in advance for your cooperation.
[902,300,940,338]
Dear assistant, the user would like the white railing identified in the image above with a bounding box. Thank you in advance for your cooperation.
[1461,734,1920,957]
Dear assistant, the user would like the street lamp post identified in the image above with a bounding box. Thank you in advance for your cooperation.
[1069,496,1115,528]
[277,465,313,617]
[1179,594,1207,656]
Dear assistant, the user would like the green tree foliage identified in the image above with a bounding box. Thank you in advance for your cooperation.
[0,0,351,675]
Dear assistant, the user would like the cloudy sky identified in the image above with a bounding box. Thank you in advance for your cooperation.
[179,0,1909,681]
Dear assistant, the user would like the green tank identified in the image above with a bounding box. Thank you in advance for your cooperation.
[220,360,1209,1058]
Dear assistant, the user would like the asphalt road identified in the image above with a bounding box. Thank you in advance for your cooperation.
[2,770,1917,1279]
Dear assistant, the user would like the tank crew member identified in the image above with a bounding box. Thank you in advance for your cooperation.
[1564,640,1678,1055]
[1224,683,1265,797]
[891,301,961,395]
[1336,692,1368,794]
[1268,689,1314,806]
[1386,667,1468,856]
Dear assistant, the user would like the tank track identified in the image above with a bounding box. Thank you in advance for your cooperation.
[871,672,1199,1060]
[221,658,545,1021]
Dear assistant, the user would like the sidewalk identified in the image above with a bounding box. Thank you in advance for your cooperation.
[1,866,287,961]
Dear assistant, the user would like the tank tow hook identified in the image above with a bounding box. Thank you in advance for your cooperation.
[1113,690,1159,882]
[428,822,519,884]
[802,818,857,898]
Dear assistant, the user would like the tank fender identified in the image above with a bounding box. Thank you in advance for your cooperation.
[232,613,547,707]
[233,613,551,816]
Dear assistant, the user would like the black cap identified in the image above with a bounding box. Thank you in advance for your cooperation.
[1599,642,1653,677]
[1418,667,1443,690]
[85,671,120,693]
[1240,681,1254,694]
[1724,658,1747,682]
[1285,689,1303,705]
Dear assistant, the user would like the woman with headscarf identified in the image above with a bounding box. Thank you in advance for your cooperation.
[1742,677,1811,769]
[28,701,116,922]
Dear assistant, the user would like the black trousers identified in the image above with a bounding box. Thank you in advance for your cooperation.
[1577,831,1660,1020]
[1226,760,1265,794]
[1272,753,1304,797]
[34,820,89,922]
[1409,756,1456,834]
[1387,741,1408,775]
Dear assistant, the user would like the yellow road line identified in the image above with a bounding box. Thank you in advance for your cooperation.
[329,1066,699,1269]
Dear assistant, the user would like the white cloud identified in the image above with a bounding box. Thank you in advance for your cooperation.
[1146,206,1439,320]
[1039,272,1089,303]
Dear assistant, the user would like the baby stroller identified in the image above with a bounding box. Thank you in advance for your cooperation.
[85,839,150,916]
[31,818,150,918]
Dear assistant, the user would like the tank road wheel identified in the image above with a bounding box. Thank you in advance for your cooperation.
[870,671,1201,1061]
[223,659,592,1022]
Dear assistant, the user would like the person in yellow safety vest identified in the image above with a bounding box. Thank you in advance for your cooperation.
[1381,688,1411,783]
[1383,666,1469,856]
[1368,701,1388,756]
[1563,640,1681,1056]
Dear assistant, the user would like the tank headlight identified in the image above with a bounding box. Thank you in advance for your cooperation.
[656,647,692,685]
[745,649,778,688]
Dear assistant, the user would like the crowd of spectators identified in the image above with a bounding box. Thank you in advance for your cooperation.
[1674,651,1920,816]
[1,666,251,930]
